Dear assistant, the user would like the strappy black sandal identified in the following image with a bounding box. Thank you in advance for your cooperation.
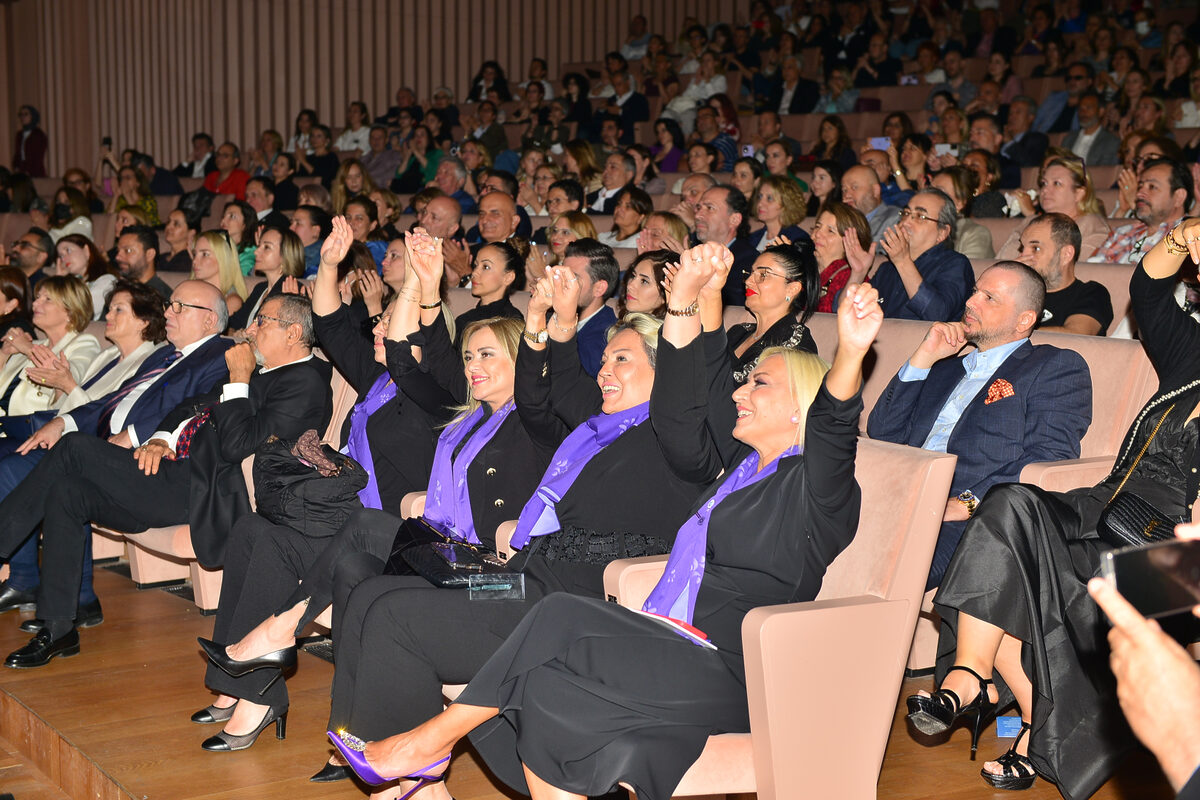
[981,721,1037,790]
[905,664,999,756]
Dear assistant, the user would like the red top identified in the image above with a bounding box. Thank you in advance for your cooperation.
[204,168,250,200]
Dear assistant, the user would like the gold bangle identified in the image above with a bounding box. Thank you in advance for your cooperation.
[665,300,700,317]
[1165,224,1191,256]
[418,299,442,310]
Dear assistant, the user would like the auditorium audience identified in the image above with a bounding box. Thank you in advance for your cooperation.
[202,142,250,200]
[596,187,650,250]
[295,125,340,188]
[106,165,159,226]
[616,249,670,317]
[1090,158,1192,264]
[112,226,172,301]
[228,226,305,331]
[750,175,809,253]
[996,156,1111,261]
[12,105,47,177]
[333,101,371,156]
[219,200,259,276]
[841,164,901,243]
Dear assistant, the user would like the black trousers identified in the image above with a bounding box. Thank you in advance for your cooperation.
[0,433,189,637]
[203,507,397,706]
[328,572,549,740]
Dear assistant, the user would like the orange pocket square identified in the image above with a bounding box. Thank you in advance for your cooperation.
[985,379,1015,404]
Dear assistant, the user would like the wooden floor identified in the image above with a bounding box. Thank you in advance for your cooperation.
[0,566,1179,799]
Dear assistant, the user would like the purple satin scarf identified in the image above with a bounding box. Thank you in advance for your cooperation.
[510,402,651,550]
[642,445,802,624]
[422,401,516,544]
[343,373,397,510]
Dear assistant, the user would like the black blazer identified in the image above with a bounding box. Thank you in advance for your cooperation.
[770,79,821,115]
[258,209,290,232]
[1002,131,1049,168]
[172,356,334,566]
[611,92,650,144]
[585,186,626,215]
[315,305,452,513]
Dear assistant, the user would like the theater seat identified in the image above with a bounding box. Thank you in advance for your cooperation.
[604,438,956,799]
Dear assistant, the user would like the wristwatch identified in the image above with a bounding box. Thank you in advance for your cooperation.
[956,489,979,517]
[893,169,904,178]
[523,327,549,345]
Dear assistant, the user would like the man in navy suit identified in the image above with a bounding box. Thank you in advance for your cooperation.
[0,280,234,624]
[558,238,619,377]
[0,291,332,667]
[602,70,649,145]
[867,262,1092,588]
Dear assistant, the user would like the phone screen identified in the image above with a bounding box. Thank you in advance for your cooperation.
[934,143,954,156]
[868,137,891,151]
[1101,539,1200,619]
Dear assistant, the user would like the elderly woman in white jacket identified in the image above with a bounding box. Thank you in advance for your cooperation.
[0,276,100,423]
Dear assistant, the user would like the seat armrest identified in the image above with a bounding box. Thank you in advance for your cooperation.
[603,555,669,609]
[1020,456,1114,493]
[740,596,912,800]
[400,491,427,519]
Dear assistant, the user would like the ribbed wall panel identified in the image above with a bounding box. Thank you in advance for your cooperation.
[2,0,727,175]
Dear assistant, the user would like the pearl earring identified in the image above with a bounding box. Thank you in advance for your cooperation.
[790,415,800,424]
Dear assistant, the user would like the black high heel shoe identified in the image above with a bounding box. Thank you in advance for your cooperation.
[191,702,236,724]
[200,705,288,752]
[905,664,999,757]
[981,721,1037,790]
[198,637,297,677]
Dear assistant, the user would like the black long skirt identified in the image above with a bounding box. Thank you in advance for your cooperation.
[933,483,1135,800]
[458,593,749,800]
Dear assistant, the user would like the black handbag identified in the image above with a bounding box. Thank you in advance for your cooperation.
[383,516,510,588]
[1096,491,1181,549]
[252,431,367,537]
[1097,404,1180,549]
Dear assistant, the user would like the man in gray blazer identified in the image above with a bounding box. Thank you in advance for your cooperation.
[1063,92,1120,166]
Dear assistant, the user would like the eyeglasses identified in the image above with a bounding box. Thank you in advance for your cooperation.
[11,240,43,253]
[164,299,213,314]
[1067,74,1089,82]
[741,267,789,284]
[899,208,941,224]
[254,313,289,327]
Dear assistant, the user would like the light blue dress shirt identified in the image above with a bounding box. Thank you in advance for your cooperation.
[897,338,1027,453]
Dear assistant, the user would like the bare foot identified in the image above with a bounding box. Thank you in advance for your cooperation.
[915,668,999,708]
[982,724,1031,778]
[223,699,271,737]
[225,610,299,662]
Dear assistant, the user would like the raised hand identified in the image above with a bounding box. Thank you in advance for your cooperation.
[281,275,303,295]
[672,242,729,304]
[549,267,582,322]
[525,245,550,281]
[357,269,385,315]
[404,227,444,294]
[836,282,883,354]
[527,276,554,321]
[442,238,472,284]
[320,216,354,268]
[881,224,913,266]
[843,228,877,283]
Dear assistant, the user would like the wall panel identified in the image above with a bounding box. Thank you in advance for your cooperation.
[2,0,727,175]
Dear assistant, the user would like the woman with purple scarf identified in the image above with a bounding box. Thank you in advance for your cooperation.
[196,224,558,756]
[190,220,459,750]
[300,263,716,784]
[323,241,882,800]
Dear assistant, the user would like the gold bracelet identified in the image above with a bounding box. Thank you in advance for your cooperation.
[665,300,700,317]
[1165,224,1191,256]
[418,299,442,310]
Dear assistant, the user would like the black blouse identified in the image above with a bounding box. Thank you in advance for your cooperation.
[314,304,453,513]
[510,337,710,596]
[652,328,863,668]
[726,315,818,384]
[453,296,524,352]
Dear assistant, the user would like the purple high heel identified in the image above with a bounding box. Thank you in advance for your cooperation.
[327,729,450,793]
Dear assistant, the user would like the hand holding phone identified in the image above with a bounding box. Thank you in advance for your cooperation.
[868,137,891,151]
[1101,539,1200,619]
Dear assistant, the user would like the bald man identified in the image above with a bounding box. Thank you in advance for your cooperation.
[842,165,901,242]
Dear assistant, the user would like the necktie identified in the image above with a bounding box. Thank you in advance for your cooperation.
[96,349,182,435]
[175,407,212,459]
